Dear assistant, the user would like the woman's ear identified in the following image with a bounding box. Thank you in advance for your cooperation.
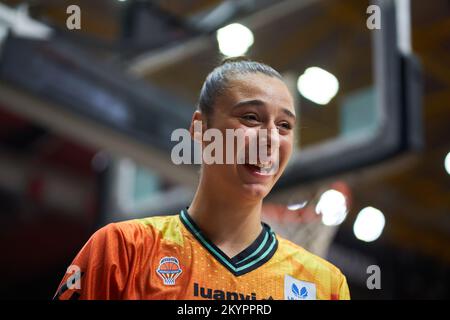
[190,111,205,142]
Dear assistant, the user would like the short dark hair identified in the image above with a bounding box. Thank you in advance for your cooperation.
[197,57,283,119]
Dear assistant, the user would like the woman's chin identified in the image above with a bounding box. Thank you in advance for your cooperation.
[240,183,271,200]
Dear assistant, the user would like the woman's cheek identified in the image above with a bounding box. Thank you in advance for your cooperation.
[241,127,259,148]
[280,137,293,165]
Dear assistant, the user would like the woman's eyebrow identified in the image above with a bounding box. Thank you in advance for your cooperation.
[232,99,296,120]
[232,99,266,109]
[282,108,296,120]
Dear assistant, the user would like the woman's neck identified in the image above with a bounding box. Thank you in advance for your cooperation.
[187,178,263,258]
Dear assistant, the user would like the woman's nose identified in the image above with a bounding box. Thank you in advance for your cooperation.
[258,123,280,154]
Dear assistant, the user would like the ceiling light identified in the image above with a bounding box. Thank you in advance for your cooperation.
[297,67,339,105]
[445,152,450,175]
[353,206,385,242]
[216,23,254,57]
[315,189,348,226]
[287,201,308,211]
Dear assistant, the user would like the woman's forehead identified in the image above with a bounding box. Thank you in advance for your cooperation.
[222,73,295,113]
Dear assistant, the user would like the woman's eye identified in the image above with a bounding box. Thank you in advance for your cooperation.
[278,122,292,130]
[242,114,259,122]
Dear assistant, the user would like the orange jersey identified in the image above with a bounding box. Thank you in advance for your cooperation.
[54,210,350,300]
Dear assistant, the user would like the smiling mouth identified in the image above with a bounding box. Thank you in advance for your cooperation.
[243,161,277,176]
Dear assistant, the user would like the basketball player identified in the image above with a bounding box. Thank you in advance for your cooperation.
[54,57,350,300]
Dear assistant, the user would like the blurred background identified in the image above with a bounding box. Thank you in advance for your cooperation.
[0,0,449,300]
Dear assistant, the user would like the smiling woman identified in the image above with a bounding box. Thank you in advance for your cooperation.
[189,59,295,202]
[54,57,350,300]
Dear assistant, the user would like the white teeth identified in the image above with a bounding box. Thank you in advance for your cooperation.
[256,163,271,169]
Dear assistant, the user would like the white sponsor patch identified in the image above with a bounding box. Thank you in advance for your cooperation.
[284,274,316,300]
